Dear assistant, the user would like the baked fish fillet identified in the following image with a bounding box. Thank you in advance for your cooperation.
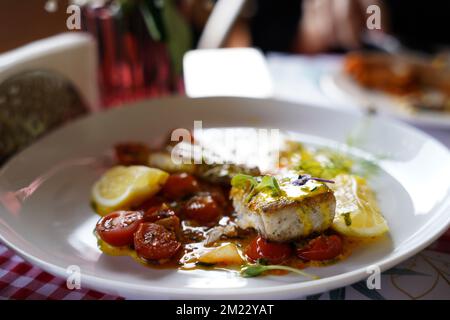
[231,174,336,242]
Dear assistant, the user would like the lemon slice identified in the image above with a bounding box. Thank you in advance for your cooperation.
[330,174,389,237]
[92,165,169,215]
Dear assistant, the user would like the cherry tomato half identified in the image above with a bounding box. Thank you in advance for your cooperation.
[182,194,222,223]
[161,173,200,200]
[143,204,176,222]
[198,188,227,208]
[296,235,343,261]
[134,223,181,260]
[96,211,144,247]
[155,215,181,235]
[245,236,293,264]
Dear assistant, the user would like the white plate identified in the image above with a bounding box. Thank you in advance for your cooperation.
[0,97,449,299]
[322,71,450,129]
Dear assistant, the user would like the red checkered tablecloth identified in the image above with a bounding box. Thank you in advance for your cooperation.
[0,243,122,300]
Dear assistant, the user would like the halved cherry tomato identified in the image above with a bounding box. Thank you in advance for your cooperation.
[95,211,143,247]
[296,235,343,261]
[197,187,227,208]
[161,173,200,200]
[245,236,293,264]
[114,143,149,165]
[143,204,176,222]
[182,194,222,223]
[155,215,181,235]
[134,223,181,260]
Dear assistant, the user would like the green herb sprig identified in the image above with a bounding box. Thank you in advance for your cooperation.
[240,263,318,279]
[231,174,282,203]
[341,212,352,226]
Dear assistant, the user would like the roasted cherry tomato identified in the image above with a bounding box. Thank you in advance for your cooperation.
[115,142,149,165]
[245,236,293,264]
[144,204,176,222]
[134,223,181,260]
[155,215,181,235]
[296,235,343,261]
[182,194,222,223]
[198,188,227,208]
[161,173,200,200]
[95,211,143,247]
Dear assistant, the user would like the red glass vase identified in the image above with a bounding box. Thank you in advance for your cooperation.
[81,2,180,108]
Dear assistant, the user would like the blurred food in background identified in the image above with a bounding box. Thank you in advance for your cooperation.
[344,52,450,113]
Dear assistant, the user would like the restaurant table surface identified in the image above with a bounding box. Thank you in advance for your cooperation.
[0,53,449,300]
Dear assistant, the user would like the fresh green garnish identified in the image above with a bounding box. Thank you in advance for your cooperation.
[341,212,352,226]
[240,263,318,279]
[254,176,282,196]
[295,150,353,179]
[232,174,282,203]
[231,174,258,189]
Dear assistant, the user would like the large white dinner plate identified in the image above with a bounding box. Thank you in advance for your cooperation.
[0,97,449,299]
[321,71,450,129]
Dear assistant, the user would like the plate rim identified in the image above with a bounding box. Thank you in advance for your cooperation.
[1,96,449,298]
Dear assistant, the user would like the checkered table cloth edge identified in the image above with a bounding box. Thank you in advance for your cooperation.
[0,244,122,300]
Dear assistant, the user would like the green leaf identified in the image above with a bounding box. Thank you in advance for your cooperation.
[232,174,282,203]
[231,174,258,189]
[231,174,258,203]
[254,176,282,196]
[240,264,318,279]
[240,264,267,277]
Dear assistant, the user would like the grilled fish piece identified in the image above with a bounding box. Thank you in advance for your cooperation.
[231,173,336,242]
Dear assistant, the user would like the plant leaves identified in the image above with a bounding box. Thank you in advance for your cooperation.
[255,176,281,196]
[231,174,258,189]
[240,264,318,279]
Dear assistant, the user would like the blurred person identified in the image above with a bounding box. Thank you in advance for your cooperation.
[223,0,450,54]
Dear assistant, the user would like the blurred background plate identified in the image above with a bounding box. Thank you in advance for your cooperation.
[322,71,450,129]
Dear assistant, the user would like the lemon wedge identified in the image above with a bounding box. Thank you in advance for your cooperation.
[92,165,169,215]
[330,174,389,237]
